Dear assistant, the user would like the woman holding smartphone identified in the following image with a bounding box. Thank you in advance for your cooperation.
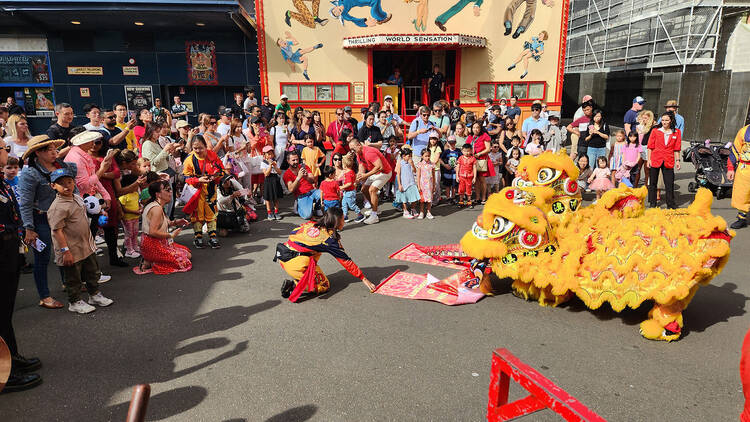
[139,179,192,274]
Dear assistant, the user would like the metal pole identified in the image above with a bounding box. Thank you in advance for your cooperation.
[126,384,151,422]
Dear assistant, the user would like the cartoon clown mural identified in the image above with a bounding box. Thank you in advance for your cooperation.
[328,0,393,27]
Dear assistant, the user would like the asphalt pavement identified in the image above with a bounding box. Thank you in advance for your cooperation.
[0,160,748,421]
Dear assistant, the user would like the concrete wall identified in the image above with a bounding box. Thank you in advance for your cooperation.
[562,69,750,142]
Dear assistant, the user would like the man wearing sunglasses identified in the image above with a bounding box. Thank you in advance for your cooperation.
[407,105,436,157]
[101,109,130,151]
[326,108,352,148]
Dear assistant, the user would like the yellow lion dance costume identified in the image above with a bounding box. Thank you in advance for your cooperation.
[460,151,733,342]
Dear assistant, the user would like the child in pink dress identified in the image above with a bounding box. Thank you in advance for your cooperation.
[588,156,614,199]
[623,131,643,186]
[416,149,435,219]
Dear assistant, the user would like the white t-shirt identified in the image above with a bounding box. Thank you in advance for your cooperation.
[84,123,103,131]
[4,136,28,158]
[243,97,258,111]
[260,159,278,175]
[217,123,231,136]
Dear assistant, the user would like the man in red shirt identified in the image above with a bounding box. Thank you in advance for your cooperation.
[326,108,353,147]
[348,138,392,224]
[282,151,321,219]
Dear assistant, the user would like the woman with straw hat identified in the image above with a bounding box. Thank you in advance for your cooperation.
[18,135,74,309]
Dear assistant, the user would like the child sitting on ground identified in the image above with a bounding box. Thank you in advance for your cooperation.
[576,155,593,192]
[217,174,251,235]
[261,145,284,220]
[395,148,420,219]
[47,168,114,314]
[588,156,614,199]
[340,155,365,223]
[319,165,342,211]
[457,143,477,208]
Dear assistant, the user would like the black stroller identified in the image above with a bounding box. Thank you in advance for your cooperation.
[682,141,733,199]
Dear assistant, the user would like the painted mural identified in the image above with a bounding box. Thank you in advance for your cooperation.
[256,0,569,107]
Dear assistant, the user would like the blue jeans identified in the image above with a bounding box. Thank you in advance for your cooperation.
[32,212,61,299]
[296,189,322,219]
[323,199,341,211]
[436,0,475,24]
[587,147,607,169]
[341,190,361,216]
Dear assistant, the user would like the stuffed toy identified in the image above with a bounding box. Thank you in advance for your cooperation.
[82,194,108,225]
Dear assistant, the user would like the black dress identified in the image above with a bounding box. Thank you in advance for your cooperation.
[262,162,284,201]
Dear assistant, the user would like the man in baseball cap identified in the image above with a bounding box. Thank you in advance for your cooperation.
[624,96,646,134]
[275,94,291,115]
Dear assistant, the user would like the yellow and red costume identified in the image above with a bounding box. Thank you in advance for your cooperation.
[183,150,225,239]
[728,125,750,226]
[280,221,364,302]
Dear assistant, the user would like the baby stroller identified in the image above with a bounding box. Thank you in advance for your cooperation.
[682,141,733,199]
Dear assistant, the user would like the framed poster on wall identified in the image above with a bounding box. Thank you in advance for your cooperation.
[186,41,218,86]
[0,53,52,87]
[124,85,154,112]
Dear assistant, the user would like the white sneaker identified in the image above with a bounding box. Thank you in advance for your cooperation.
[95,247,104,255]
[363,201,372,210]
[95,235,105,245]
[402,211,414,219]
[68,300,96,314]
[124,251,141,259]
[363,213,379,225]
[98,274,111,284]
[417,212,424,219]
[426,212,434,219]
[88,292,113,307]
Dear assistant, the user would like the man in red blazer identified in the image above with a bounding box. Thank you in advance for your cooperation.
[647,112,682,209]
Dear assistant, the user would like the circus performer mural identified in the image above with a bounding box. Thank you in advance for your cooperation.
[329,0,393,27]
[186,41,218,85]
[276,31,323,81]
[285,0,329,28]
[507,31,549,79]
[434,0,483,32]
[405,0,429,32]
[504,0,555,39]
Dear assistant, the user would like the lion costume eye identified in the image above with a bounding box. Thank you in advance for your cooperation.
[518,230,543,249]
[488,217,515,238]
[562,178,579,195]
[537,167,562,185]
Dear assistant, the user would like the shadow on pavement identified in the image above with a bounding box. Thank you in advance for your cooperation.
[265,404,318,422]
[682,282,748,337]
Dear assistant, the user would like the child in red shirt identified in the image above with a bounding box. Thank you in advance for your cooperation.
[340,155,365,223]
[319,166,341,211]
[457,144,477,208]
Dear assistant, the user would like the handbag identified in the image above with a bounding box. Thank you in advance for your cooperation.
[476,159,488,172]
[178,184,198,204]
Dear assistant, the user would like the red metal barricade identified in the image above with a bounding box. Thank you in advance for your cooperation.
[487,348,605,421]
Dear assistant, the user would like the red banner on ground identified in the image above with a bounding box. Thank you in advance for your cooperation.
[374,269,484,306]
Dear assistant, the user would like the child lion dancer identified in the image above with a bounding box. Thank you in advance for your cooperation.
[275,208,375,302]
[728,124,750,229]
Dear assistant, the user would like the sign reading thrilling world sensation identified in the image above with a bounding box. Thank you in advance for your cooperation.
[342,34,486,48]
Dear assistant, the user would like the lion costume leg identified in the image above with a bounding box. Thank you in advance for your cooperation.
[640,301,685,342]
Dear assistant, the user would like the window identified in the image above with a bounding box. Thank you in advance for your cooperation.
[477,82,546,102]
[280,83,350,103]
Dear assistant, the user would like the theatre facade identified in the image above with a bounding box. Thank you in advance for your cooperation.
[254,0,570,121]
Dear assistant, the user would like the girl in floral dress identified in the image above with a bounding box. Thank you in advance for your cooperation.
[416,148,435,219]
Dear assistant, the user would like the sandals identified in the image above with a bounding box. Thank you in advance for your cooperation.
[38,297,64,309]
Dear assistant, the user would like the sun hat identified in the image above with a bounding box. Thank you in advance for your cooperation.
[70,130,102,146]
[175,120,190,129]
[22,134,65,160]
[262,145,274,153]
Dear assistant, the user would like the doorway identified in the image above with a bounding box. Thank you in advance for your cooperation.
[372,49,456,115]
